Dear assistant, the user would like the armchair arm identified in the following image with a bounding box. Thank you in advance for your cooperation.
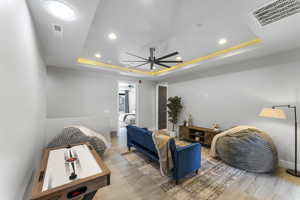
[174,143,201,179]
[177,143,200,152]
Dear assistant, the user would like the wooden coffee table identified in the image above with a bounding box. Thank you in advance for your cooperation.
[31,142,110,200]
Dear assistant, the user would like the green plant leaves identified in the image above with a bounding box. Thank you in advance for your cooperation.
[167,96,183,131]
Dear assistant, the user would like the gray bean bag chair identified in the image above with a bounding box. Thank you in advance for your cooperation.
[216,129,278,173]
[48,127,107,156]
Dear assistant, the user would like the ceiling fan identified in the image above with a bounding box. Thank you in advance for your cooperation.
[123,48,183,70]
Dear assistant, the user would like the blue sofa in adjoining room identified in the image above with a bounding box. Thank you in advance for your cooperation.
[126,125,201,184]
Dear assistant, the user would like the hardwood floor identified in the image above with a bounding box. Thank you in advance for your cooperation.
[94,129,300,200]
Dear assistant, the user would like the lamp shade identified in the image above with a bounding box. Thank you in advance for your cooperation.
[259,108,287,119]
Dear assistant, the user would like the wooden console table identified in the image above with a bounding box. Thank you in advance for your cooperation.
[179,126,221,147]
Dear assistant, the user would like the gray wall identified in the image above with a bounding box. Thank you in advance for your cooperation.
[167,49,300,169]
[46,67,156,143]
[0,0,46,199]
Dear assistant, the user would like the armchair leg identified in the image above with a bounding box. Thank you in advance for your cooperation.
[128,146,131,151]
[195,169,199,174]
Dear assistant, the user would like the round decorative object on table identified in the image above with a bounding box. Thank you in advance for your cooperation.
[212,123,221,132]
[216,130,278,173]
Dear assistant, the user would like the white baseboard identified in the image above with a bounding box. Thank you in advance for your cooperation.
[279,159,300,169]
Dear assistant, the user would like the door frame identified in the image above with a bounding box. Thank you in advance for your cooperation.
[156,83,168,130]
[117,81,139,128]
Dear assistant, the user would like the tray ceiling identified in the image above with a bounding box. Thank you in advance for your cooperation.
[28,0,300,78]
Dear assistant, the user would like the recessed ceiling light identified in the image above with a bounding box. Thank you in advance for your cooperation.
[176,56,182,61]
[95,53,101,58]
[44,0,76,21]
[108,32,117,40]
[153,66,156,70]
[218,38,227,45]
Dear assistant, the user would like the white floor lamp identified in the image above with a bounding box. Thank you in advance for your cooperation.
[259,105,299,177]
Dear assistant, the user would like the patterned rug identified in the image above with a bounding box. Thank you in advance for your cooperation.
[122,145,245,200]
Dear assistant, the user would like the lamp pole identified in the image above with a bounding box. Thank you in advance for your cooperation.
[272,105,299,177]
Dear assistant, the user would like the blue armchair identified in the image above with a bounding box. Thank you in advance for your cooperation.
[169,138,201,184]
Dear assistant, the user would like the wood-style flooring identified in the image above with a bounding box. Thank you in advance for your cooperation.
[94,128,300,200]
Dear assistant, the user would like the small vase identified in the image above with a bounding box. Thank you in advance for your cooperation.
[188,115,193,127]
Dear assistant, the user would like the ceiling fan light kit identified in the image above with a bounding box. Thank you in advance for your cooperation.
[123,48,183,70]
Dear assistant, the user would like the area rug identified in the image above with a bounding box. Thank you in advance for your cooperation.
[122,146,245,200]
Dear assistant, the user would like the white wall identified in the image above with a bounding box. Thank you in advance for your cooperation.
[129,88,136,113]
[46,67,156,143]
[0,1,46,199]
[168,49,300,169]
[138,79,156,128]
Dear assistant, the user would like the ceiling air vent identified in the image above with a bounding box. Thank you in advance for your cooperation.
[52,24,63,37]
[253,0,300,26]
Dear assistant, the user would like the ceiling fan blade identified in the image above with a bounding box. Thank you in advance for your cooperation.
[131,62,149,68]
[158,60,183,63]
[121,60,147,63]
[126,52,148,61]
[156,52,179,61]
[154,62,171,68]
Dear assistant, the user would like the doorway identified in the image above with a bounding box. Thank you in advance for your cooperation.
[156,84,168,130]
[117,81,138,147]
[118,82,137,128]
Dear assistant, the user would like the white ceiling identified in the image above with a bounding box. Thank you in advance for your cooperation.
[27,0,100,67]
[28,0,300,79]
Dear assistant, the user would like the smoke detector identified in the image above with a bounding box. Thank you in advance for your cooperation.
[253,0,300,26]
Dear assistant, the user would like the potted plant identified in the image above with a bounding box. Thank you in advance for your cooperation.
[167,96,183,137]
